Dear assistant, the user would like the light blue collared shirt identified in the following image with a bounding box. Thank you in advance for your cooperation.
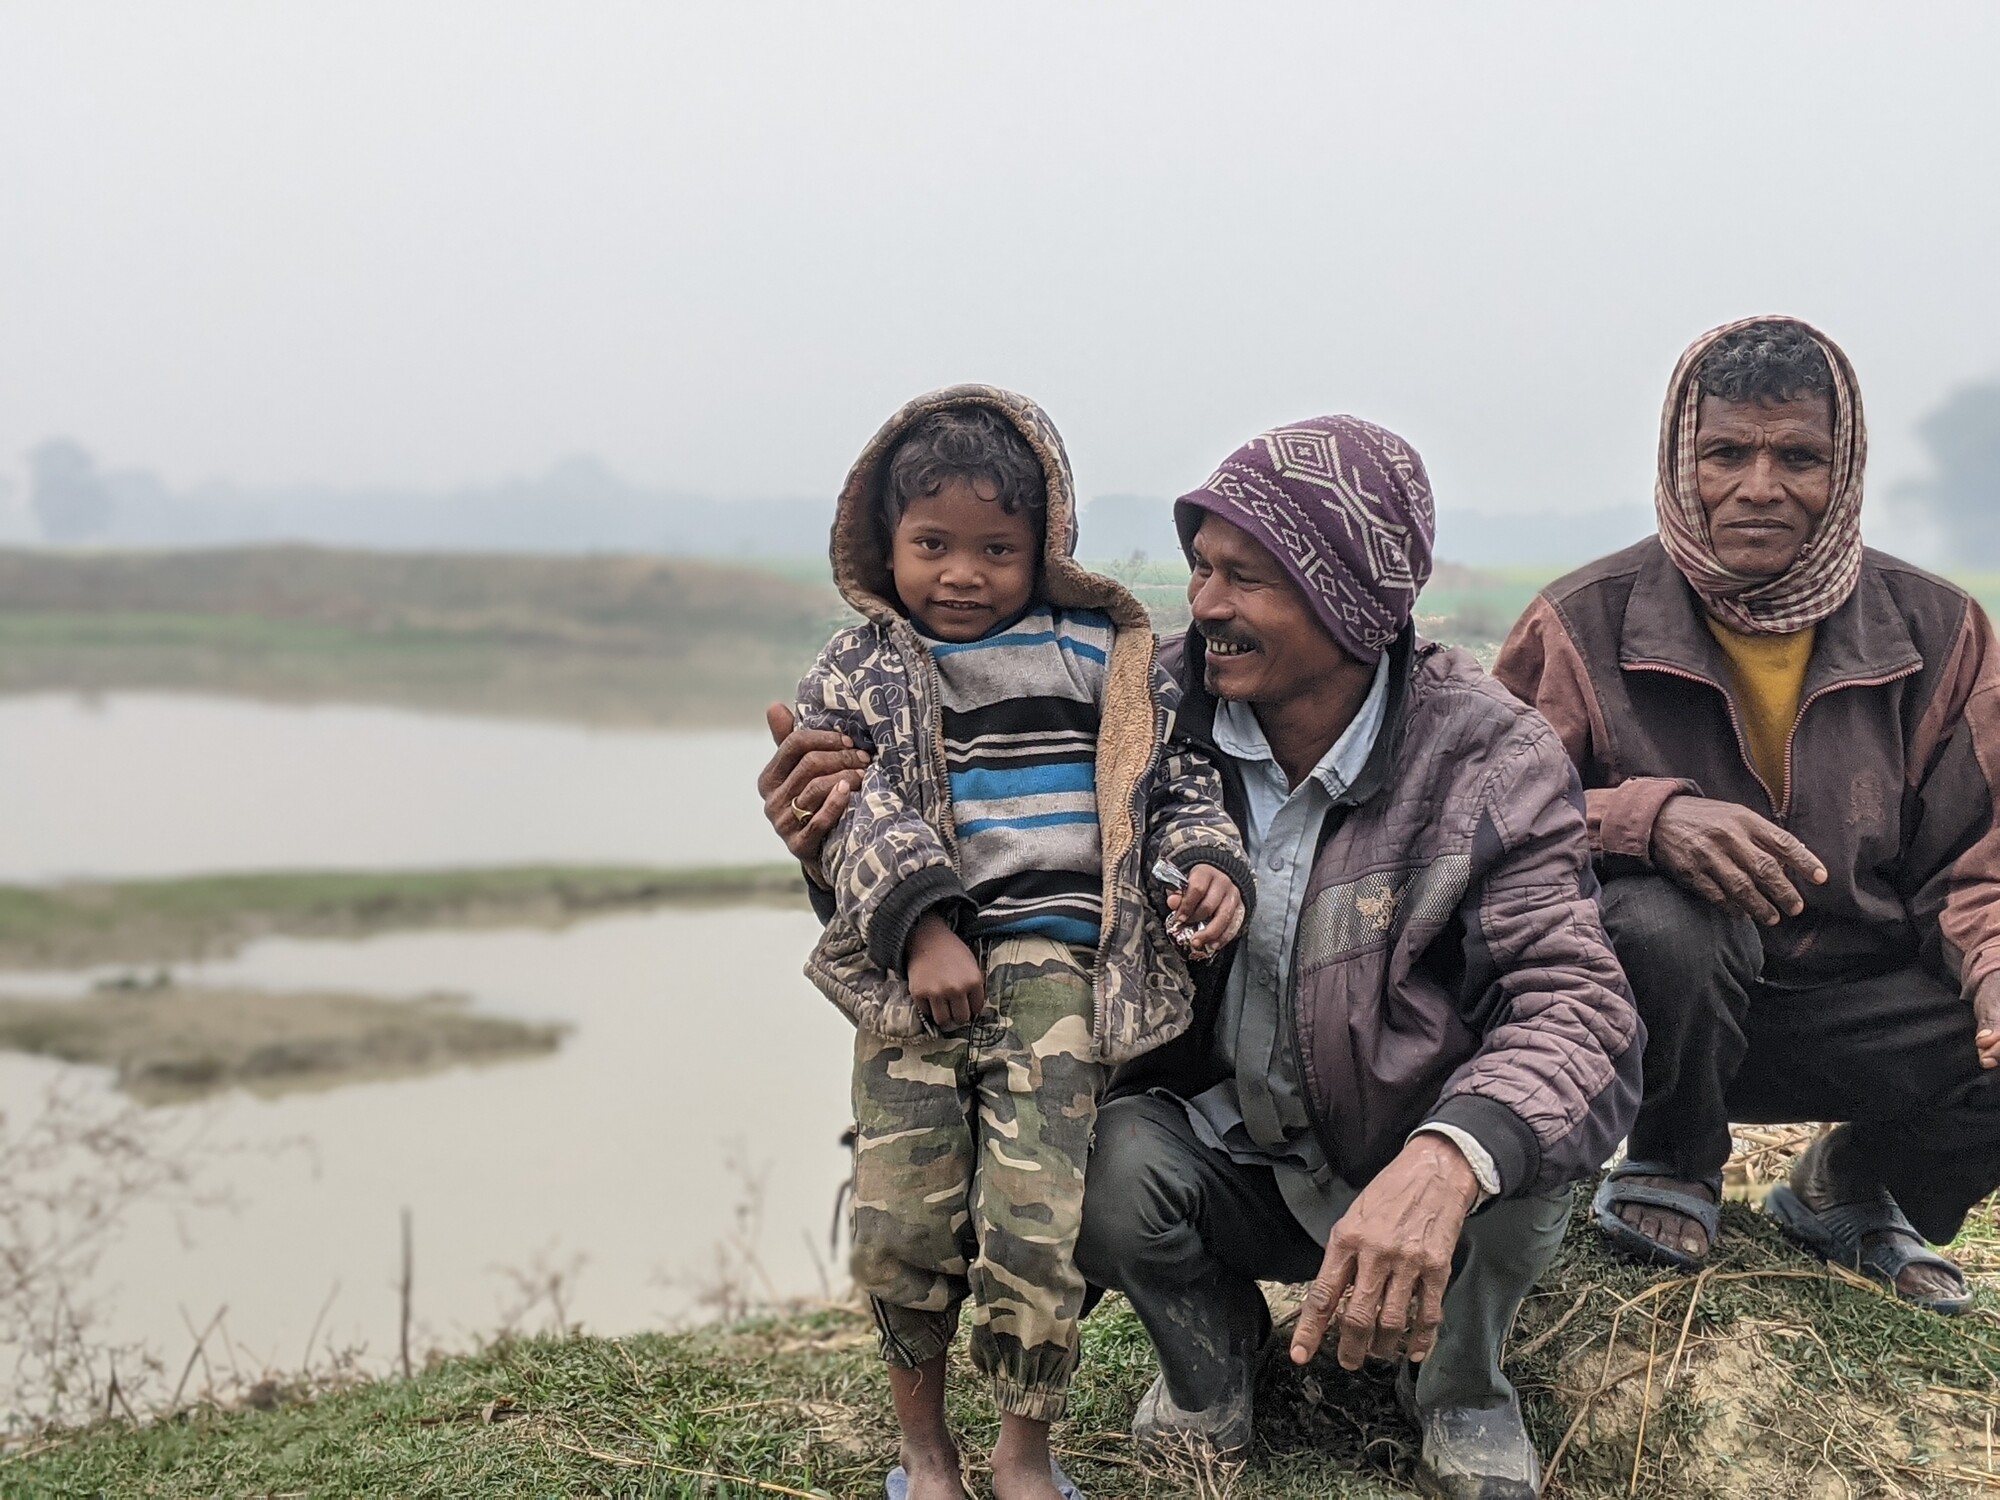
[1182,659,1390,1229]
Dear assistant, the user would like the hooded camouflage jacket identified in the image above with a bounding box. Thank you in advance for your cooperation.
[797,386,1253,1065]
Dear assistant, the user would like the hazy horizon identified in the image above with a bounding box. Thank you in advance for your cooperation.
[2,4,1996,554]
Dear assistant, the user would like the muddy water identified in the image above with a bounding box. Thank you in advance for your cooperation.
[0,692,781,880]
[0,906,856,1374]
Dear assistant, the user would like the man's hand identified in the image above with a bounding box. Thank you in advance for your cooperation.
[1290,1134,1480,1372]
[1651,794,1828,926]
[1167,865,1246,961]
[905,913,986,1029]
[1974,973,2000,1070]
[758,703,870,863]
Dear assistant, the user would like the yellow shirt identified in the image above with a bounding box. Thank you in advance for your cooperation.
[1704,617,1816,806]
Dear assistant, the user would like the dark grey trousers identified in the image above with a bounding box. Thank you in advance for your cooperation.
[1600,873,2000,1243]
[1075,1093,1570,1417]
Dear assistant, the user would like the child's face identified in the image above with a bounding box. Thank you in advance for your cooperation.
[889,477,1040,641]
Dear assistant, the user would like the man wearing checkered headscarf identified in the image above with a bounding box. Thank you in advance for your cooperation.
[1499,316,2000,1318]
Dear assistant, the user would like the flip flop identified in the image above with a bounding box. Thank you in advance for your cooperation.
[1590,1159,1722,1269]
[884,1463,1077,1499]
[1765,1181,1973,1316]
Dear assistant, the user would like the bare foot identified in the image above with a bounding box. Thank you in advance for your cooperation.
[1617,1175,1715,1261]
[887,1354,969,1500]
[989,1454,1065,1500]
[1791,1135,1966,1303]
[898,1449,971,1500]
[991,1412,1066,1500]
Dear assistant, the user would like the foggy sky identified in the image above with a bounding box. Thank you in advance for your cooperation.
[2,3,1997,534]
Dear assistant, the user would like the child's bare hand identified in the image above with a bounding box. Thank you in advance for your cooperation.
[1168,864,1246,961]
[905,913,986,1028]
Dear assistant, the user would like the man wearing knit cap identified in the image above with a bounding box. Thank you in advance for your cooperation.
[1072,416,1641,1498]
[1499,317,2000,1312]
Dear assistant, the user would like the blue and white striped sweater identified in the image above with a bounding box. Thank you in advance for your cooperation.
[919,605,1113,948]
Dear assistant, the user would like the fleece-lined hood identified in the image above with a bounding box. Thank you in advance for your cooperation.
[829,384,1152,635]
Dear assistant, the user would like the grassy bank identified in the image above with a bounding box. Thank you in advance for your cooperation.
[0,863,806,970]
[9,1195,2000,1498]
[0,984,565,1103]
[0,547,843,727]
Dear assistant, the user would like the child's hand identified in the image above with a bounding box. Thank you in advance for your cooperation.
[905,913,986,1028]
[1168,865,1246,961]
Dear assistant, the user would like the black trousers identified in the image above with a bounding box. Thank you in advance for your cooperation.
[1599,873,2000,1242]
[1075,1093,1570,1416]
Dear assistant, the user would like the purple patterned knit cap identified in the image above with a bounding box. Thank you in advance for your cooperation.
[1174,416,1435,666]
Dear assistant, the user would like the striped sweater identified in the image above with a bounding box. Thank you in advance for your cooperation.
[920,605,1112,947]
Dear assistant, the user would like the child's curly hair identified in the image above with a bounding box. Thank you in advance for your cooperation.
[880,407,1047,531]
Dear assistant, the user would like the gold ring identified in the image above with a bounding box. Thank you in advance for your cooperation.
[790,797,812,824]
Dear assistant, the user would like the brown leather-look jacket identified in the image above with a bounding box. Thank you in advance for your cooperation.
[1496,537,2000,995]
[1112,627,1642,1199]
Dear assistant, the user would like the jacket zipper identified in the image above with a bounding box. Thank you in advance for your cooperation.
[1623,659,1781,817]
[1626,657,1922,821]
[1286,811,1343,1173]
[1092,633,1165,1058]
[1775,665,1920,818]
[905,627,960,869]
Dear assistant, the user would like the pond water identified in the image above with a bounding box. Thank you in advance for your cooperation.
[0,692,782,881]
[0,689,865,1393]
[0,906,856,1377]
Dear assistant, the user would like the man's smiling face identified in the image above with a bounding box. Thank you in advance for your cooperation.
[1186,512,1354,704]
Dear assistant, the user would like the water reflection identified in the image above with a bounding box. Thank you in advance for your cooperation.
[0,906,854,1372]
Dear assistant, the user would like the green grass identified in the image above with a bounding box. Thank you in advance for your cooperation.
[0,864,807,970]
[11,1195,2000,1497]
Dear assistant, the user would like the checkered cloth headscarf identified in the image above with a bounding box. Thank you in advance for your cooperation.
[1173,416,1435,666]
[1655,315,1867,635]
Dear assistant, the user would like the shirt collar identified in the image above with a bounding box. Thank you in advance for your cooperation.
[1210,654,1391,800]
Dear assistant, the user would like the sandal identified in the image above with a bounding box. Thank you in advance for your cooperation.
[1591,1159,1722,1269]
[885,1460,1081,1499]
[1765,1179,1973,1316]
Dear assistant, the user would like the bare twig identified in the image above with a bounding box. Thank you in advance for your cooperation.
[302,1281,340,1379]
[1512,1288,1591,1362]
[173,1305,225,1412]
[1663,1268,1711,1391]
[399,1209,413,1381]
[1627,1304,1661,1495]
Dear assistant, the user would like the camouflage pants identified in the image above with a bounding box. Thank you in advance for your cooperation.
[850,935,1104,1423]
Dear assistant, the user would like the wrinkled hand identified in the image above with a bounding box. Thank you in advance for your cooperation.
[1651,794,1828,927]
[905,913,986,1029]
[1167,865,1246,961]
[758,703,870,864]
[1290,1134,1479,1371]
[1974,973,2000,1070]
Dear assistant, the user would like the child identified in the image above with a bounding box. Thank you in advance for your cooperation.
[796,387,1255,1500]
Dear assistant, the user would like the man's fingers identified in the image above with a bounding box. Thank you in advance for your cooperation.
[1709,856,1781,926]
[1290,1250,1356,1365]
[778,746,867,808]
[1404,1267,1451,1365]
[1335,1260,1388,1371]
[1368,1267,1420,1362]
[1756,822,1829,885]
[787,779,853,856]
[764,701,797,749]
[1738,844,1806,917]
